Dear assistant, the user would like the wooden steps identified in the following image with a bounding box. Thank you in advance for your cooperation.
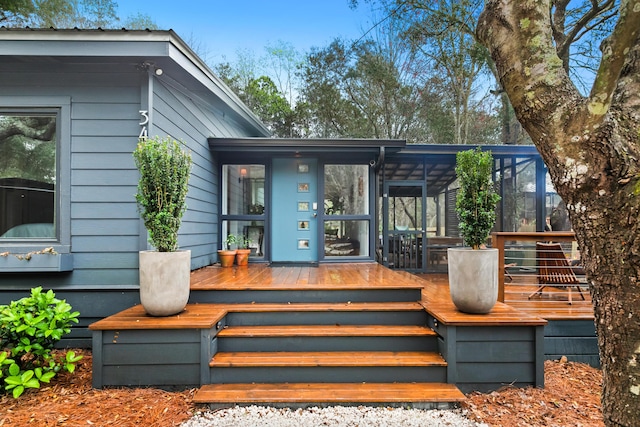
[211,351,447,367]
[193,382,466,409]
[222,301,427,312]
[89,265,553,398]
[202,301,457,407]
[216,314,439,354]
[217,324,436,337]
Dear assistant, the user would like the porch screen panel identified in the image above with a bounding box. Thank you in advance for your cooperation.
[497,157,537,232]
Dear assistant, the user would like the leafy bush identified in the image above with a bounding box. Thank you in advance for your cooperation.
[0,287,82,398]
[455,147,501,249]
[133,136,192,252]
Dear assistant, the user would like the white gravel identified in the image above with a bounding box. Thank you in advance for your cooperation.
[180,405,488,427]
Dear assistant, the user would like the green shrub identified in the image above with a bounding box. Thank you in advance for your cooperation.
[133,136,192,252]
[455,147,501,249]
[0,287,82,398]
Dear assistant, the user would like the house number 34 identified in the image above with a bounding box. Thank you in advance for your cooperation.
[139,110,149,139]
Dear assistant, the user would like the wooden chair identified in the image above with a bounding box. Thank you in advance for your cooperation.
[529,242,587,304]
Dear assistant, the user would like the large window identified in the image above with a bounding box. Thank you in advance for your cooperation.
[323,164,370,257]
[0,113,57,239]
[221,164,265,259]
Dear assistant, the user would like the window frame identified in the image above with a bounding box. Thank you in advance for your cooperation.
[321,162,374,260]
[220,163,268,260]
[0,97,71,254]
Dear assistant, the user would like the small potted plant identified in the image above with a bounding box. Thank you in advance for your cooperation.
[133,136,192,316]
[448,147,501,314]
[218,233,237,267]
[235,235,252,266]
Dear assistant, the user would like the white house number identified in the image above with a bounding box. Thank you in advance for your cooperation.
[139,110,149,139]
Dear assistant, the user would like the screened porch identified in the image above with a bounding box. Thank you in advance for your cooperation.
[379,145,568,274]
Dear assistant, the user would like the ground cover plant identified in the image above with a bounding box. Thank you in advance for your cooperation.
[0,287,82,398]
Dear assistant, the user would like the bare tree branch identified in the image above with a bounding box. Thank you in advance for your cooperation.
[0,118,56,142]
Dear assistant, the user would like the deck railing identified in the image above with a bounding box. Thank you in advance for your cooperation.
[492,232,583,304]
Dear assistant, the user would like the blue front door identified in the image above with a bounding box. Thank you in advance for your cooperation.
[271,158,319,263]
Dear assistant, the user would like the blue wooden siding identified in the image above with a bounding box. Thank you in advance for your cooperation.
[151,80,223,268]
[0,67,141,297]
[0,60,260,343]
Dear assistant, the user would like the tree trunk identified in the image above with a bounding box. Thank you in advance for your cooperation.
[478,2,640,426]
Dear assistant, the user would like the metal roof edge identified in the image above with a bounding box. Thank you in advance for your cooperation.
[208,137,406,151]
[0,26,173,41]
[395,143,540,156]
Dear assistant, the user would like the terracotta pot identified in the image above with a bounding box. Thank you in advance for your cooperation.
[218,250,237,267]
[236,249,251,266]
[447,247,498,314]
[139,250,191,316]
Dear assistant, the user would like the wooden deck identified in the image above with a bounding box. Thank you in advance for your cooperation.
[190,262,427,291]
[415,273,594,322]
[90,262,597,405]
[188,263,593,323]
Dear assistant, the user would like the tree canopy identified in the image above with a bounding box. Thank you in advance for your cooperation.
[0,0,156,29]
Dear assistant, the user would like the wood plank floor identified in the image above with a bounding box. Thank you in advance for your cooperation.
[91,264,591,331]
[89,301,427,331]
[190,263,426,291]
[89,303,227,330]
[189,263,590,323]
[191,263,544,325]
[416,273,593,321]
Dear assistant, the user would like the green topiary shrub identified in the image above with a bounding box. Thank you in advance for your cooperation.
[133,136,192,252]
[455,147,501,249]
[0,287,82,398]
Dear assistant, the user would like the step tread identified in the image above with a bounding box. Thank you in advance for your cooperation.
[90,302,425,331]
[218,324,436,338]
[193,382,466,404]
[223,301,425,313]
[211,351,447,367]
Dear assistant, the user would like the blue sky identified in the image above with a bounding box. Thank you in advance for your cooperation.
[118,0,372,63]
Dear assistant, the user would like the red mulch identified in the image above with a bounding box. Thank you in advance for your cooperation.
[0,350,603,427]
[463,356,604,426]
[0,350,194,427]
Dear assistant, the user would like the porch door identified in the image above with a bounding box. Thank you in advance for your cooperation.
[271,158,318,263]
[382,181,427,273]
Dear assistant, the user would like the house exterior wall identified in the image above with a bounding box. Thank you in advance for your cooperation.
[0,59,260,345]
[151,79,221,269]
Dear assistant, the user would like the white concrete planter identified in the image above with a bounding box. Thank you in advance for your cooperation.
[447,247,498,314]
[139,250,191,316]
